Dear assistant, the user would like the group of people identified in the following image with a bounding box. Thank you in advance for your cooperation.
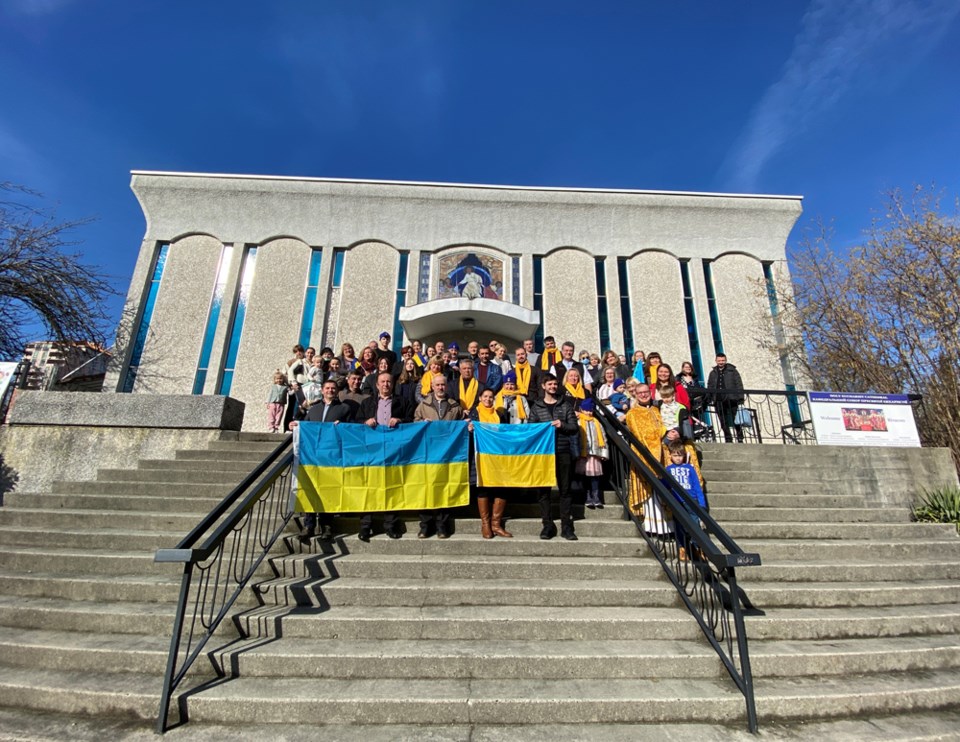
[267,330,746,545]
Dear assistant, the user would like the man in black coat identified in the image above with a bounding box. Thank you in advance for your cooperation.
[549,341,593,394]
[297,380,352,541]
[356,371,416,540]
[706,353,745,443]
[527,375,580,541]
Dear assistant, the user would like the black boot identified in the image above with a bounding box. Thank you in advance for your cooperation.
[539,519,557,540]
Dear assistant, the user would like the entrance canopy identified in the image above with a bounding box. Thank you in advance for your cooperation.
[399,298,540,344]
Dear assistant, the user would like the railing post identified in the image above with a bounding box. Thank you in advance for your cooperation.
[726,568,758,733]
[156,563,194,733]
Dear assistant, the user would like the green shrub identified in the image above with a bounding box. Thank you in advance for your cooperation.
[913,486,960,533]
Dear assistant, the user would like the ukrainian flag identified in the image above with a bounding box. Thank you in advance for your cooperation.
[297,421,470,513]
[474,422,556,488]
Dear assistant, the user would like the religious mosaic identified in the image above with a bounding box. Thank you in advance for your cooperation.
[436,250,505,300]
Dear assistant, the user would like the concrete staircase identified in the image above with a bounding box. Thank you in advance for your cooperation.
[0,436,958,738]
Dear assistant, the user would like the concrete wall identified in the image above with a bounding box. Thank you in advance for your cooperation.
[0,392,243,496]
[335,242,400,353]
[134,234,223,394]
[229,237,313,430]
[541,248,600,355]
[627,251,690,370]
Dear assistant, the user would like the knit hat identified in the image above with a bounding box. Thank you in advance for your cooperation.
[579,397,595,413]
[448,342,460,350]
[503,371,517,384]
[613,378,625,390]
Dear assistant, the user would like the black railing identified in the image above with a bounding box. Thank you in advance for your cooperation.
[154,436,295,733]
[0,358,29,424]
[593,401,763,733]
[685,387,814,445]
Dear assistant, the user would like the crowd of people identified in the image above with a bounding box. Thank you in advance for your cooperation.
[271,331,746,547]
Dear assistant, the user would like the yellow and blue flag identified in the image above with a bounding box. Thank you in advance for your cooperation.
[474,422,556,488]
[296,421,470,513]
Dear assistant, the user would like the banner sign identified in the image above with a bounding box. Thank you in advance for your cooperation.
[474,422,556,488]
[808,392,921,447]
[296,421,470,513]
[0,363,17,404]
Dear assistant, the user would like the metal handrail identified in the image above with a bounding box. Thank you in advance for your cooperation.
[154,436,295,733]
[593,400,763,732]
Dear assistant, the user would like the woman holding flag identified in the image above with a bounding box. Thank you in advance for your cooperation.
[468,388,514,539]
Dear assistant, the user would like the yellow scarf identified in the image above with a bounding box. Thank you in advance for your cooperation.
[513,361,532,395]
[459,377,478,409]
[477,404,500,423]
[495,389,526,420]
[578,414,606,451]
[540,348,561,371]
[648,363,660,387]
[420,370,438,397]
[564,382,585,400]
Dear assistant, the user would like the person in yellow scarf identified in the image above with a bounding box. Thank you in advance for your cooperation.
[495,371,529,423]
[562,368,586,407]
[511,346,539,400]
[624,383,673,536]
[468,389,512,539]
[418,356,446,402]
[538,336,562,372]
[451,358,479,417]
[575,398,608,509]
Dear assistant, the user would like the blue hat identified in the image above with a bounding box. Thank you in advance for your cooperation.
[379,331,390,340]
[579,397,595,413]
[613,378,625,390]
[503,371,517,384]
[448,342,460,350]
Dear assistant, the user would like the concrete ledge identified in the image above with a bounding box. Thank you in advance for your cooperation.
[7,391,244,430]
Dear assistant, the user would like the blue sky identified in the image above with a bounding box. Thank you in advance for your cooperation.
[2,0,958,341]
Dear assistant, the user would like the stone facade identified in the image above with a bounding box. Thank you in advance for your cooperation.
[105,172,803,430]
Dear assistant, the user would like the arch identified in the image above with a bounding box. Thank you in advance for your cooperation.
[254,234,313,248]
[168,230,223,245]
[712,249,765,263]
[623,247,683,261]
[344,238,402,253]
[542,245,596,259]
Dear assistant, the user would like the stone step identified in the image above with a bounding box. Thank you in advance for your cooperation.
[96,468,253,485]
[0,627,173,675]
[269,553,661,582]
[742,580,960,609]
[184,676,748,725]
[223,637,726,680]
[240,605,703,641]
[8,491,224,512]
[701,468,852,483]
[709,507,908,523]
[0,525,189,552]
[137,458,260,473]
[746,560,960,583]
[49,480,233,497]
[706,494,867,509]
[0,594,178,634]
[735,538,960,561]
[745,604,960,640]
[176,449,276,463]
[259,576,679,609]
[722,523,956,541]
[0,507,203,532]
[0,666,160,720]
[307,533,648,558]
[0,570,184,603]
[707,482,869,495]
[204,440,287,453]
[0,546,158,576]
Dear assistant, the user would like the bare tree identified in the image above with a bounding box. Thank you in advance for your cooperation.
[762,186,960,467]
[0,183,116,361]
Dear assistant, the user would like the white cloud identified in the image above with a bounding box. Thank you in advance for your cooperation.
[721,0,960,192]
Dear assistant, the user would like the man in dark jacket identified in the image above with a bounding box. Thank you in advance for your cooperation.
[549,341,593,394]
[527,375,580,541]
[297,380,352,541]
[706,353,745,443]
[356,372,416,540]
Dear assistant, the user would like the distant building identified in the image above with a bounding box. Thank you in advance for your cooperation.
[21,341,110,392]
[105,171,802,430]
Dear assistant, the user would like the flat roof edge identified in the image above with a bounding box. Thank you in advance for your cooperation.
[129,170,804,202]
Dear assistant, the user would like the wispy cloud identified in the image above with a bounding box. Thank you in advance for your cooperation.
[721,0,960,192]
